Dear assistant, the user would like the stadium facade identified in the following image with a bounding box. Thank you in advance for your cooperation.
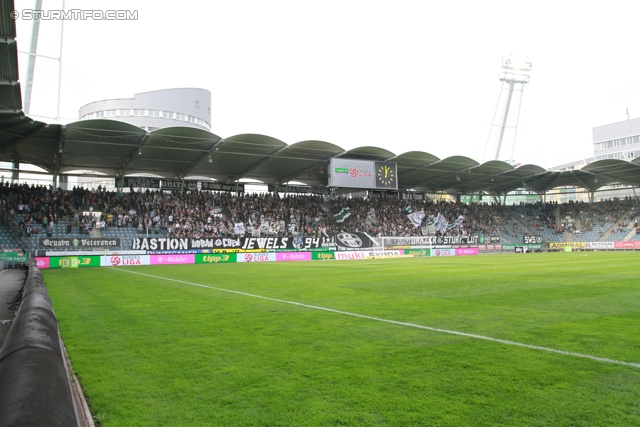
[548,117,640,202]
[593,117,640,162]
[78,88,211,132]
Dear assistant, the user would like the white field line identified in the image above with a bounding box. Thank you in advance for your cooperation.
[114,268,640,369]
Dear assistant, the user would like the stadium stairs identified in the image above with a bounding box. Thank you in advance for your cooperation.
[597,207,637,242]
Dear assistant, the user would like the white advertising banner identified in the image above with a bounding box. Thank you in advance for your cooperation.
[430,248,456,257]
[101,254,150,266]
[236,252,277,263]
[585,242,615,250]
[335,251,367,260]
[365,250,404,258]
[334,250,404,260]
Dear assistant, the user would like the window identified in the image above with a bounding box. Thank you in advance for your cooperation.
[119,109,131,116]
[96,111,104,118]
[163,111,173,118]
[148,110,160,117]
[134,109,144,116]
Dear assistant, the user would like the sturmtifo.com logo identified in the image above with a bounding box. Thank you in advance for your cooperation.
[10,9,138,20]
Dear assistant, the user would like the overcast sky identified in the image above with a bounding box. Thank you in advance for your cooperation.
[13,0,640,169]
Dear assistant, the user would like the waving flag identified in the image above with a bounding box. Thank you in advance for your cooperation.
[407,210,426,228]
[334,207,351,223]
[366,208,377,224]
[451,215,465,229]
[434,213,449,234]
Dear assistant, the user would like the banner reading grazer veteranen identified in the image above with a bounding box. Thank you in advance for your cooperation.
[131,232,381,251]
[39,238,121,248]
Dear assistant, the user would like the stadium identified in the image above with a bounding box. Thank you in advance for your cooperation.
[1,2,640,426]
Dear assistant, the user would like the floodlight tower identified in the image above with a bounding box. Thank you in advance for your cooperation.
[21,0,66,122]
[484,55,532,163]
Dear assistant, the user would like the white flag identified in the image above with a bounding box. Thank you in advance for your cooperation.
[434,213,449,234]
[453,215,465,228]
[365,208,377,224]
[234,222,245,235]
[259,221,275,235]
[407,211,426,228]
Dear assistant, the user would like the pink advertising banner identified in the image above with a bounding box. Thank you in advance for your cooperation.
[150,254,195,265]
[35,257,50,269]
[613,241,640,249]
[276,252,312,262]
[455,247,479,256]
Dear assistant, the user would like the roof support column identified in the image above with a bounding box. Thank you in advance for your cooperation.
[56,174,69,191]
[12,161,19,183]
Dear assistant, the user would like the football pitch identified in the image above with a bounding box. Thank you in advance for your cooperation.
[42,252,640,426]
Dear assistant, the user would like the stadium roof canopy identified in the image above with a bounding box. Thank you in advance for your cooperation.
[3,3,640,196]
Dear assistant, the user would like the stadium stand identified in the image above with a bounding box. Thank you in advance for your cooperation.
[1,182,639,252]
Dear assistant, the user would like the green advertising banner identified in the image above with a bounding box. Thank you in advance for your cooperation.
[403,249,430,257]
[0,252,28,263]
[49,256,101,269]
[312,252,335,261]
[195,253,237,264]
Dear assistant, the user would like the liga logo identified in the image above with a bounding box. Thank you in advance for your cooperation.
[110,255,141,266]
[348,168,372,178]
[243,253,270,262]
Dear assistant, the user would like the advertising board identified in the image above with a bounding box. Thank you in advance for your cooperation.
[101,255,150,266]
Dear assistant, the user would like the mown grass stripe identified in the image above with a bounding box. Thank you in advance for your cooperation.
[113,267,640,369]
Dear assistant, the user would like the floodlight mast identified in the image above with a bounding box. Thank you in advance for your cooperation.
[485,55,532,163]
[21,0,66,122]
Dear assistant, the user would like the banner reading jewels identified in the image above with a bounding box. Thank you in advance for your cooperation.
[39,238,121,248]
[132,232,381,252]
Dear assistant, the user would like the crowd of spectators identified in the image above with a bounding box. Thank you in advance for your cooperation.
[1,182,638,247]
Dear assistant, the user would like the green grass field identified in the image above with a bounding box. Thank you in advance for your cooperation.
[43,252,640,426]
